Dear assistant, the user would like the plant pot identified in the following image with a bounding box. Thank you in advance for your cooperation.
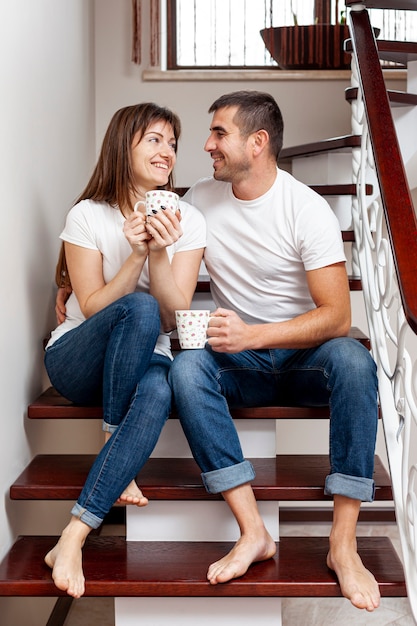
[260,24,351,70]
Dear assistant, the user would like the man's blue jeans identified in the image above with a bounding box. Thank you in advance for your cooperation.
[169,337,378,502]
[45,293,172,528]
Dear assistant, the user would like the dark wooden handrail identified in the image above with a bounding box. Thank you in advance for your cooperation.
[348,4,417,333]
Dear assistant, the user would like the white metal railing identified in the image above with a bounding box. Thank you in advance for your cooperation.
[350,53,417,624]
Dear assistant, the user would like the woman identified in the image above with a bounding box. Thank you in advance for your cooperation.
[43,103,206,598]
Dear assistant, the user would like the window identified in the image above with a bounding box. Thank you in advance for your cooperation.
[165,0,417,71]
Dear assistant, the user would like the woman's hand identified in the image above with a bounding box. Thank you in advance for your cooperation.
[123,211,151,254]
[145,208,183,251]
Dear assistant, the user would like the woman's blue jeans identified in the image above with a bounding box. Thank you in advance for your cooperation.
[45,293,161,431]
[169,337,378,502]
[45,293,172,528]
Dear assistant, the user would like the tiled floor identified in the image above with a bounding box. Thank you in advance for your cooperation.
[63,522,415,626]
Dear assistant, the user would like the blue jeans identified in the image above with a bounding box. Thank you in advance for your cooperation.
[72,353,171,527]
[169,337,378,502]
[45,292,161,432]
[44,293,172,528]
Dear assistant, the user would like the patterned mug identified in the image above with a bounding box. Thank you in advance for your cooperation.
[134,190,179,216]
[175,310,210,349]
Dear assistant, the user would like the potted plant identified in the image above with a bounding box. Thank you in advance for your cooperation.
[260,0,350,70]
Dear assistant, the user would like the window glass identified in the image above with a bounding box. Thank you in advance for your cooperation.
[168,0,417,70]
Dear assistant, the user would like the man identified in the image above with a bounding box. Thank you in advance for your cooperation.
[169,90,380,612]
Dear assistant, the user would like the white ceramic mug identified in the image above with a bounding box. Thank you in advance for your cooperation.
[134,190,179,216]
[175,310,210,349]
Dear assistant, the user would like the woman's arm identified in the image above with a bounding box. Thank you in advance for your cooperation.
[66,210,150,319]
[149,247,204,331]
[145,207,204,331]
[65,242,148,319]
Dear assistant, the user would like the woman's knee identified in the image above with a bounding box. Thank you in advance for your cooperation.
[116,293,160,331]
[118,292,159,316]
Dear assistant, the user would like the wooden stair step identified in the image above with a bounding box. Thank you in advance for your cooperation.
[9,454,392,502]
[279,134,362,161]
[176,182,373,201]
[377,40,417,66]
[345,1,417,11]
[346,86,417,107]
[0,535,405,598]
[26,387,332,419]
[345,37,417,66]
[29,335,375,419]
[198,271,363,290]
[309,183,373,196]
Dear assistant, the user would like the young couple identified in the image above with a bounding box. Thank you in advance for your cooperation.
[44,91,380,612]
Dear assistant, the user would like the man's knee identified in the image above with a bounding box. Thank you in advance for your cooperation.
[169,348,212,390]
[329,337,377,391]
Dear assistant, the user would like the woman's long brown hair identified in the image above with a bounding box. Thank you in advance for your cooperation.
[55,103,181,289]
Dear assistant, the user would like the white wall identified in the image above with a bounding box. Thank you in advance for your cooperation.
[0,1,407,623]
[0,1,96,623]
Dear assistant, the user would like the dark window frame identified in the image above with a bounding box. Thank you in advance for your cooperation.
[166,0,279,71]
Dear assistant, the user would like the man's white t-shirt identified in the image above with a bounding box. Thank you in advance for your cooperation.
[184,169,346,325]
[47,199,206,357]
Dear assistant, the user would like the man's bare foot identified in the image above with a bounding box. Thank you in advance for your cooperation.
[116,480,149,506]
[44,518,91,598]
[207,528,276,584]
[327,543,380,611]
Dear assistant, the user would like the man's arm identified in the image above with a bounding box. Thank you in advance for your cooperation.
[207,262,351,353]
[55,285,72,324]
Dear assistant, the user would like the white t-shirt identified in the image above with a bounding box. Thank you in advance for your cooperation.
[183,169,346,325]
[47,199,206,357]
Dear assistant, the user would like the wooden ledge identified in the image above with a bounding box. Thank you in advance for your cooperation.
[0,536,405,597]
[10,454,392,502]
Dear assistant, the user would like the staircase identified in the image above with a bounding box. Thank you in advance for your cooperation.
[2,1,417,624]
[0,313,405,625]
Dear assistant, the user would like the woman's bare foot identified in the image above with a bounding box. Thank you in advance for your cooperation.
[116,479,149,506]
[207,528,276,584]
[327,543,380,611]
[102,433,149,507]
[44,517,91,598]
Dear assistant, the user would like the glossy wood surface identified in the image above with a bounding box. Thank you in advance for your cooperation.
[0,536,405,598]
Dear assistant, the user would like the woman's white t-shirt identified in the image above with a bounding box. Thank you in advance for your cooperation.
[47,199,206,357]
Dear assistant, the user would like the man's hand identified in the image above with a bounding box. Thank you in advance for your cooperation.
[207,308,253,353]
[55,286,72,324]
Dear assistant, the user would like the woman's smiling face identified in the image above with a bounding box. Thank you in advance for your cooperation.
[131,119,177,194]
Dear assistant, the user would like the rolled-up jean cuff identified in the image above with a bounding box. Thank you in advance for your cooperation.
[103,421,117,434]
[201,460,255,494]
[324,473,375,503]
[71,502,103,530]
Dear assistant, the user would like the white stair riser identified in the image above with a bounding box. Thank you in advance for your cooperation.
[126,501,280,541]
[151,419,277,458]
[115,597,282,626]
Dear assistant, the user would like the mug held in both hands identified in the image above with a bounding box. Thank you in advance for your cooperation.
[134,190,179,215]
